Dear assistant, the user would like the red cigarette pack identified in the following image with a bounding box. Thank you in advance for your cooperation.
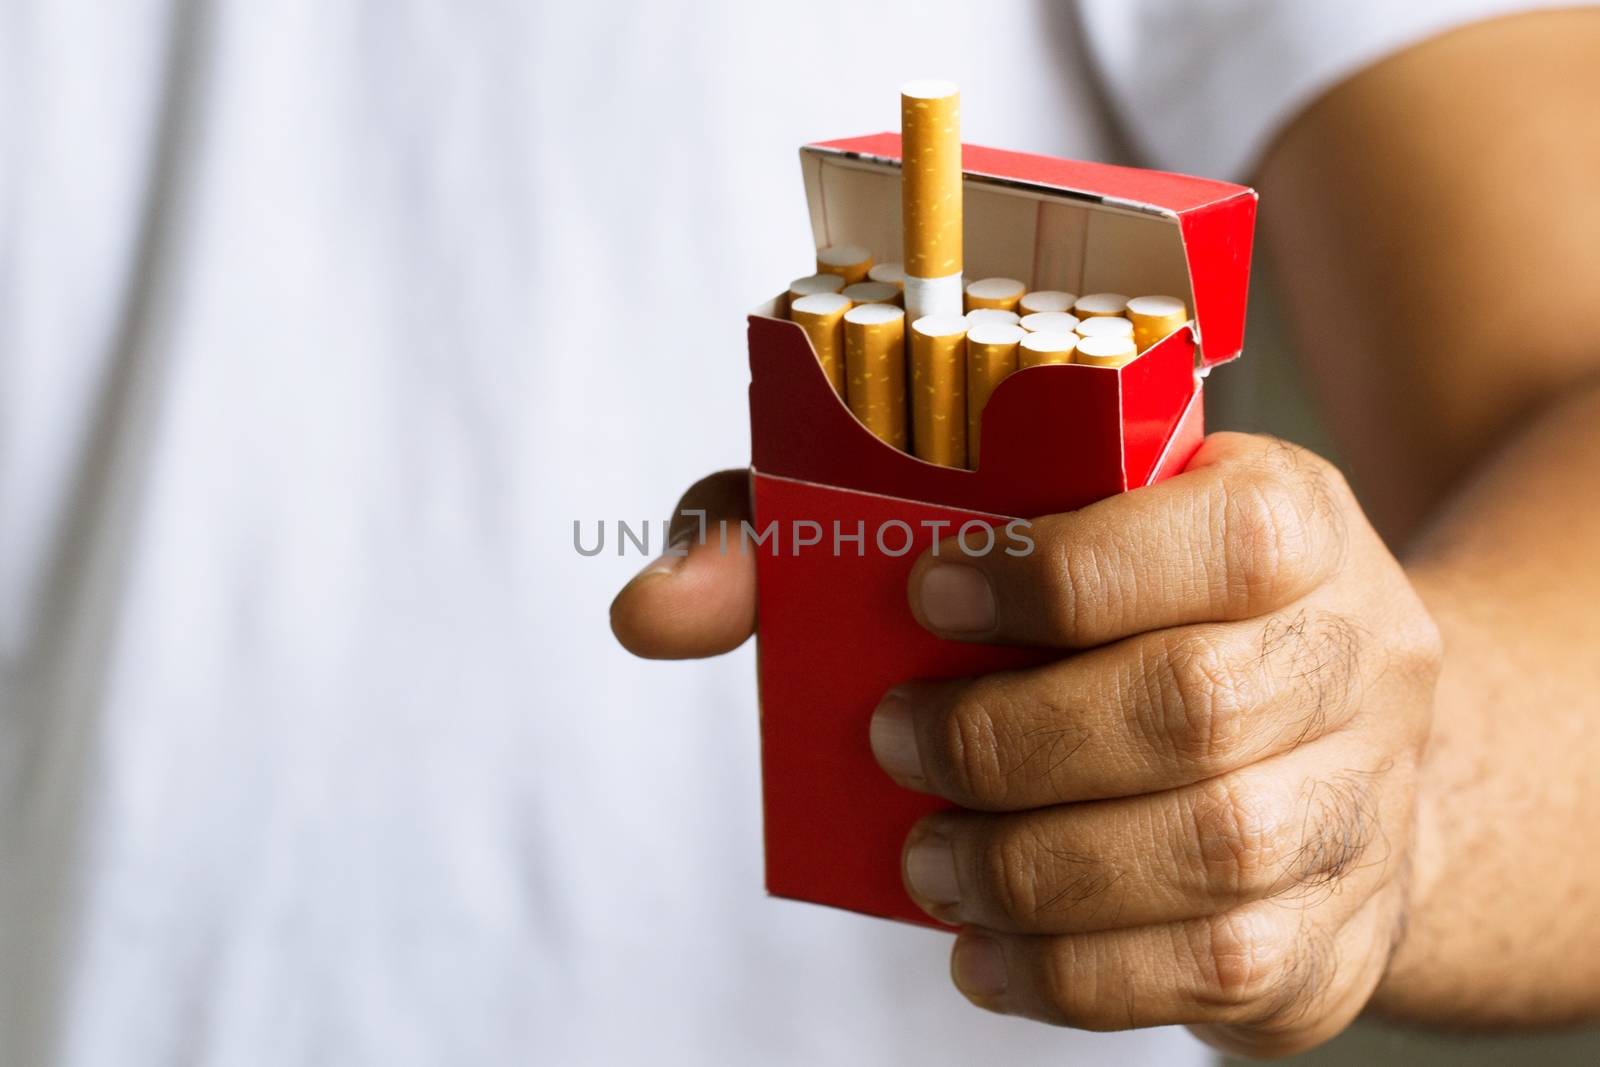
[748,133,1256,927]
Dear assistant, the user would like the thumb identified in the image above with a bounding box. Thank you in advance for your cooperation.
[610,470,758,659]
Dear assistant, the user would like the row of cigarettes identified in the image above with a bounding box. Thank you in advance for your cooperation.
[787,247,1189,469]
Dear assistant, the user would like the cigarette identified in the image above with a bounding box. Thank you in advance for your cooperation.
[901,80,963,322]
[1019,290,1077,315]
[910,315,969,468]
[1073,292,1130,319]
[1075,334,1138,368]
[789,292,852,396]
[842,280,902,307]
[868,261,907,289]
[817,244,874,285]
[1019,311,1080,334]
[789,273,847,301]
[1019,331,1077,368]
[1075,315,1135,340]
[966,308,1021,328]
[964,276,1026,313]
[965,322,1024,468]
[1126,294,1189,352]
[844,303,909,450]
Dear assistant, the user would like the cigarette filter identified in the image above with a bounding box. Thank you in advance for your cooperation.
[964,277,1026,313]
[1075,315,1134,340]
[1126,294,1189,352]
[844,303,908,450]
[1073,292,1130,318]
[841,281,902,307]
[965,322,1024,468]
[1075,334,1138,368]
[789,292,852,396]
[868,261,907,289]
[966,308,1021,328]
[789,273,847,301]
[1019,290,1077,315]
[901,80,963,322]
[909,315,968,468]
[1018,331,1077,368]
[817,244,874,285]
[1019,311,1079,334]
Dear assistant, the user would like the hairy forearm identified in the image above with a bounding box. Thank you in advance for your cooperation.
[1370,379,1600,1025]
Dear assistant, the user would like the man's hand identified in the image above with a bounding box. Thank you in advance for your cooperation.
[871,432,1441,1057]
[613,434,1442,1058]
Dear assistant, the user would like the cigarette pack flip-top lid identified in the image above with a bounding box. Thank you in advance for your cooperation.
[748,133,1256,927]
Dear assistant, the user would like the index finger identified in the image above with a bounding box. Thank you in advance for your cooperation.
[907,434,1350,648]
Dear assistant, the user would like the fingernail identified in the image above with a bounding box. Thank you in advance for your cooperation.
[918,564,996,634]
[869,691,923,784]
[951,936,1008,1000]
[629,537,690,583]
[904,831,960,907]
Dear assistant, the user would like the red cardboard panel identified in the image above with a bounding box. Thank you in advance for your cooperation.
[813,132,1247,215]
[751,472,1063,927]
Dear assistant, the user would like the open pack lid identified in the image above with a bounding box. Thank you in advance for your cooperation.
[802,133,1256,369]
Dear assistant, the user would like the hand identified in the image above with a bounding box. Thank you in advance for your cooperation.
[872,433,1442,1057]
[610,470,758,660]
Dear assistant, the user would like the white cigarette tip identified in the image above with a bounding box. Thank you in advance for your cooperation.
[843,303,905,326]
[901,79,959,100]
[912,315,968,338]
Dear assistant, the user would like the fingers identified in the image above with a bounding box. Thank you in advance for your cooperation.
[906,434,1353,648]
[949,890,1397,1056]
[609,470,758,659]
[871,607,1366,810]
[899,738,1396,934]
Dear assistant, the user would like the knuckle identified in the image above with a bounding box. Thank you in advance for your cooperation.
[1261,610,1364,735]
[1190,777,1293,898]
[1146,632,1254,770]
[1290,772,1384,889]
[1217,448,1345,614]
[1036,940,1085,1021]
[1220,475,1308,611]
[938,683,1008,805]
[1393,605,1445,689]
[1196,908,1296,1010]
[977,821,1046,926]
[1042,534,1098,641]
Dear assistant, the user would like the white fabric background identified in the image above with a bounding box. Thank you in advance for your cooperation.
[0,2,1554,1064]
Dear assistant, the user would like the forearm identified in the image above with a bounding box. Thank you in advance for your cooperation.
[1372,379,1600,1025]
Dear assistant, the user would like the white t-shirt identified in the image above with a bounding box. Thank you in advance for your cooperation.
[0,2,1553,1064]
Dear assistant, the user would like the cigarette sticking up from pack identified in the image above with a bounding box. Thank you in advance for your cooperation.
[1019,331,1076,368]
[901,80,963,323]
[1019,311,1079,334]
[844,303,909,450]
[789,273,846,301]
[1075,334,1137,368]
[841,281,902,307]
[1020,290,1077,315]
[817,244,874,285]
[965,322,1023,468]
[1075,315,1134,340]
[966,308,1020,328]
[1126,294,1189,352]
[1074,292,1130,319]
[789,292,852,396]
[965,277,1026,313]
[910,315,969,469]
[868,261,906,289]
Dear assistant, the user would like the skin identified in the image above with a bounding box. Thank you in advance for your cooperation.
[611,9,1600,1058]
